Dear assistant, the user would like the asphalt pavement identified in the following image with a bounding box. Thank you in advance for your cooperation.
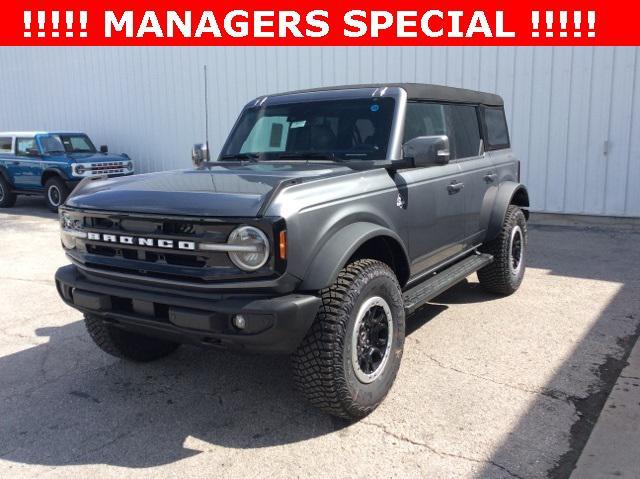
[1,196,638,479]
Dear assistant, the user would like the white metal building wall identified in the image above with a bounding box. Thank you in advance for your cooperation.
[0,47,638,217]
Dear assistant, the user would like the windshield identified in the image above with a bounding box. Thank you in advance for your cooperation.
[40,134,97,154]
[222,98,395,161]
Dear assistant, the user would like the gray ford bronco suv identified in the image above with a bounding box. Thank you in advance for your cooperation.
[55,84,529,419]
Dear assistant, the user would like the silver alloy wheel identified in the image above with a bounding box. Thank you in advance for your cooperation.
[0,181,4,202]
[351,296,394,384]
[47,184,61,207]
[509,225,524,275]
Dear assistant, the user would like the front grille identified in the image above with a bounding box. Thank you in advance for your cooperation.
[63,209,282,283]
[88,161,127,175]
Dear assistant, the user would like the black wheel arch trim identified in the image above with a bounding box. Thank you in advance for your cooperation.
[299,222,410,291]
[485,182,530,241]
[41,167,71,185]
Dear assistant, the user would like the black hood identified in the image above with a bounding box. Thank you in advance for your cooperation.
[65,163,352,217]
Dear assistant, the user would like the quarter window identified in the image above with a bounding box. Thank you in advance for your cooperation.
[482,107,510,149]
[0,137,11,152]
[403,102,481,160]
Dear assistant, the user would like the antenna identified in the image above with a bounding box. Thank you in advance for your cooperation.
[204,64,211,161]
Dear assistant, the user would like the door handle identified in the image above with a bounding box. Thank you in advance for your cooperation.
[484,173,498,183]
[447,182,464,194]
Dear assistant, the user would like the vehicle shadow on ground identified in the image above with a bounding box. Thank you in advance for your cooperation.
[474,225,640,478]
[0,196,57,220]
[0,290,466,468]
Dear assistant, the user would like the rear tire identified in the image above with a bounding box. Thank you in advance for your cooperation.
[44,176,69,212]
[0,175,17,208]
[478,205,527,295]
[84,314,180,362]
[291,259,405,419]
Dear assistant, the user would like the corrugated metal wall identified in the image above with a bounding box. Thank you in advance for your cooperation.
[0,47,638,217]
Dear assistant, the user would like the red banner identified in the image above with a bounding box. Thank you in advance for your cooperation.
[4,1,637,46]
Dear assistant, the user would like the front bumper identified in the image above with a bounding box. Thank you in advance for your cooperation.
[55,264,320,353]
[66,172,133,190]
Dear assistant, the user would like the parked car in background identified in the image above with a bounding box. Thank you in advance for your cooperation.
[0,131,135,211]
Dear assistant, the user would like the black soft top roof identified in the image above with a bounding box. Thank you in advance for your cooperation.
[271,83,503,107]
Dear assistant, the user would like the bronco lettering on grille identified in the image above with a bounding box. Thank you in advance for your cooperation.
[86,232,196,250]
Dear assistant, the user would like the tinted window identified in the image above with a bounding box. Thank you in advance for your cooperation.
[483,107,510,149]
[0,137,11,152]
[16,138,36,156]
[404,102,481,159]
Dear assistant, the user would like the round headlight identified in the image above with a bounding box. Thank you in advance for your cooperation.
[75,164,85,175]
[125,161,133,171]
[227,226,270,271]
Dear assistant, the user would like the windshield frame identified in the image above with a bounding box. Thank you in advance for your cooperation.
[218,87,407,163]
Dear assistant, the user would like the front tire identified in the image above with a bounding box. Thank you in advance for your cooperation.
[291,259,405,419]
[478,205,527,295]
[44,177,69,212]
[0,175,17,208]
[84,314,180,362]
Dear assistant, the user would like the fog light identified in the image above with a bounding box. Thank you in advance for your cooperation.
[233,314,246,330]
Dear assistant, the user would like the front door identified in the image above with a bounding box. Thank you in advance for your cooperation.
[400,101,486,278]
[13,137,43,189]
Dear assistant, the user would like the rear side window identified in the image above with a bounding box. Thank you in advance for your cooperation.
[403,102,481,160]
[0,137,11,152]
[482,107,510,149]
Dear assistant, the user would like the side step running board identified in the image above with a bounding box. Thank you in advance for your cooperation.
[403,253,493,315]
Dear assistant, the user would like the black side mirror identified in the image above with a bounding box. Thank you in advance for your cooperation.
[191,143,209,168]
[26,148,40,157]
[403,135,450,167]
[99,145,108,153]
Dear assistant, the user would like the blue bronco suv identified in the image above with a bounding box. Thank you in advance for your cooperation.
[0,131,135,212]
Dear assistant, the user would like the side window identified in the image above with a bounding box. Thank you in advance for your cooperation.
[447,105,482,159]
[482,107,510,149]
[403,102,481,160]
[15,138,37,156]
[0,137,12,153]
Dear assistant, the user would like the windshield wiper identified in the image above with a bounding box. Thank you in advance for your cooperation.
[278,152,342,162]
[220,153,261,162]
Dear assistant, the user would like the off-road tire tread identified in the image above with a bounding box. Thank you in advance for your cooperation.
[291,259,402,419]
[0,176,17,208]
[84,314,179,362]
[478,205,527,295]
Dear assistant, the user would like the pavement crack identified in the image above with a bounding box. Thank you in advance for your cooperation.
[423,354,570,403]
[362,420,525,479]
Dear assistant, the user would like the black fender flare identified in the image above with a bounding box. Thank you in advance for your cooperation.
[485,182,530,240]
[41,167,71,185]
[299,222,410,291]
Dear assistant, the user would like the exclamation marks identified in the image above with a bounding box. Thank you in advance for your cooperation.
[66,12,74,38]
[22,10,88,39]
[574,11,582,38]
[79,11,88,38]
[23,11,31,38]
[531,11,596,38]
[51,11,60,38]
[587,11,596,38]
[559,11,568,38]
[37,11,45,38]
[545,11,554,38]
